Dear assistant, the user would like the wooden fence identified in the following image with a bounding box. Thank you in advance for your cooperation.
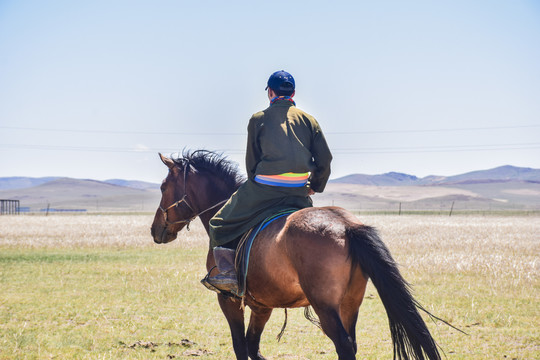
[0,200,20,215]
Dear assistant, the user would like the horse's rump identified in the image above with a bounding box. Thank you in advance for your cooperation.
[245,206,367,309]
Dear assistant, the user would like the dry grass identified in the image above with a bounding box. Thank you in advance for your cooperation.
[2,214,537,287]
[0,214,204,249]
[0,213,538,359]
[368,215,539,287]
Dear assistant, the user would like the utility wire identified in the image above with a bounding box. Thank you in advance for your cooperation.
[1,124,539,136]
[0,126,244,136]
[1,142,539,154]
[328,124,540,135]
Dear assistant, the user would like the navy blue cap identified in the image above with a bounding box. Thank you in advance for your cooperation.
[265,70,295,94]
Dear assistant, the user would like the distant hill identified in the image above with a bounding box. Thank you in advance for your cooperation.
[321,165,540,211]
[314,181,540,211]
[104,179,160,190]
[0,176,60,190]
[0,177,160,212]
[332,172,419,186]
[0,176,160,191]
[331,165,540,186]
[424,165,540,185]
[1,165,539,212]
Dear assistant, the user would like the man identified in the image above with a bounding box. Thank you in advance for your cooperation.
[207,70,333,293]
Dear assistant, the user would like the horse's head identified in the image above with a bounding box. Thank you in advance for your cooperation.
[151,153,198,244]
[151,150,244,244]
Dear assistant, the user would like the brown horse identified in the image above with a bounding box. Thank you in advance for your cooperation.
[151,150,441,360]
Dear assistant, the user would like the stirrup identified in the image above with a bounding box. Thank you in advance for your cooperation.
[200,267,239,297]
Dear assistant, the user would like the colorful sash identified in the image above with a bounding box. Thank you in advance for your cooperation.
[255,172,309,187]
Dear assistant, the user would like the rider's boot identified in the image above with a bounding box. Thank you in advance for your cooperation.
[207,247,239,294]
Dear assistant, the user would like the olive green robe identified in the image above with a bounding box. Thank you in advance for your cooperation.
[209,99,332,248]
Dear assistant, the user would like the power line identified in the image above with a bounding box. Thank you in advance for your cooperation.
[0,126,244,136]
[332,145,540,154]
[1,124,539,136]
[327,124,540,135]
[332,142,540,153]
[1,142,539,154]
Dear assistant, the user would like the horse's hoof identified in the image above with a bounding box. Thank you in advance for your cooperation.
[249,351,267,360]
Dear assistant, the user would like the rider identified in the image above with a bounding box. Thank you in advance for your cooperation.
[206,70,333,293]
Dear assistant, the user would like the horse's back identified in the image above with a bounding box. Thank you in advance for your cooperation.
[285,206,361,239]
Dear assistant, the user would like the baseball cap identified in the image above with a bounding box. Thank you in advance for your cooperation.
[265,70,295,94]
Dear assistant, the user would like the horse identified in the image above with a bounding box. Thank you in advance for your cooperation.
[151,150,441,360]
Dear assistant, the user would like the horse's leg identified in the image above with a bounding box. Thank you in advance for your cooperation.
[306,272,366,359]
[311,305,356,360]
[340,308,359,354]
[246,307,272,360]
[218,295,248,360]
[339,268,367,354]
[295,245,360,359]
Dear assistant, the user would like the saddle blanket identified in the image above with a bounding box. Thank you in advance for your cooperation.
[235,208,298,297]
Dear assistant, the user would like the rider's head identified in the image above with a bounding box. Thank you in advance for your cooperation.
[265,70,295,98]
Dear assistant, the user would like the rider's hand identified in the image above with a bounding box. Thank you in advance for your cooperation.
[307,189,316,196]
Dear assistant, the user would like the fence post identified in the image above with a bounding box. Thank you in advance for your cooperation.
[449,201,455,217]
[0,200,20,215]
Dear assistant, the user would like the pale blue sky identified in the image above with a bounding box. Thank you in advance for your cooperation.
[1,0,539,182]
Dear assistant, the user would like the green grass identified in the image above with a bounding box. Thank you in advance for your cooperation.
[0,215,538,359]
[0,247,219,359]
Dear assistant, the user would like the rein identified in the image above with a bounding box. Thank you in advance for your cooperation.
[159,161,227,230]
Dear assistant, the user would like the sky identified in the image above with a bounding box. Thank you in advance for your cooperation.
[0,0,539,183]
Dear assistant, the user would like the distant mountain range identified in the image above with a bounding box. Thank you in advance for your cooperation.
[0,177,160,212]
[0,165,538,212]
[101,179,159,190]
[321,165,540,211]
[0,177,159,191]
[330,165,540,186]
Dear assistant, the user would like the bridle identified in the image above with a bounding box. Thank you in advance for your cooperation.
[159,160,227,231]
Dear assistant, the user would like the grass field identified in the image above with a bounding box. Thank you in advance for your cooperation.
[0,214,538,359]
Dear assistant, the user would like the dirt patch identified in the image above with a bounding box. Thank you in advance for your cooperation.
[168,349,213,357]
[120,339,213,357]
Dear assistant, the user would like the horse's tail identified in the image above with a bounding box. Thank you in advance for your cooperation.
[346,224,441,360]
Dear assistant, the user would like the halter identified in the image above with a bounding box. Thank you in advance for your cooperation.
[159,160,227,231]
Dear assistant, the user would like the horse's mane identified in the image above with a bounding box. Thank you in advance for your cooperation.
[172,150,245,191]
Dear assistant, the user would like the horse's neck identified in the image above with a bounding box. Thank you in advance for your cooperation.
[199,212,214,235]
[196,180,237,236]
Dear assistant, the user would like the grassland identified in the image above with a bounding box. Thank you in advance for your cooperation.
[0,214,538,359]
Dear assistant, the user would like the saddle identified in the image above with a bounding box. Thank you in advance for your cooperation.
[234,209,298,297]
[202,208,298,298]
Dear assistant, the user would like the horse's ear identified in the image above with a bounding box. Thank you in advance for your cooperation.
[159,153,175,169]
